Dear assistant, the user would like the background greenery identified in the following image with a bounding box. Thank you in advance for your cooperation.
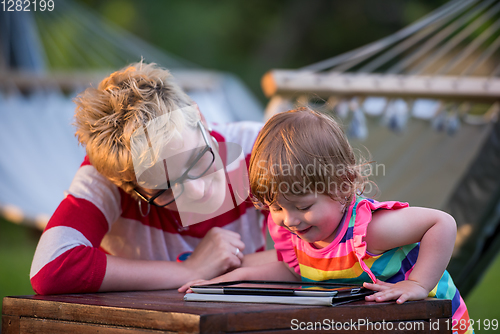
[0,219,39,304]
[74,0,449,101]
[2,1,499,332]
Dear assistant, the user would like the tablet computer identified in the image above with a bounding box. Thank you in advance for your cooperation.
[189,280,370,298]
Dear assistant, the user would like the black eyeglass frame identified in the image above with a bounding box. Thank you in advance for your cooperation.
[133,121,216,207]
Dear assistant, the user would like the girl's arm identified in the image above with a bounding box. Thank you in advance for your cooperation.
[363,207,457,304]
[178,260,300,293]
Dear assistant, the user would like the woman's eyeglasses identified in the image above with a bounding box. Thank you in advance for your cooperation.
[133,121,216,207]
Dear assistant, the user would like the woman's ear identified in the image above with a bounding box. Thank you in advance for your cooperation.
[211,135,219,151]
[195,104,211,131]
[195,106,217,150]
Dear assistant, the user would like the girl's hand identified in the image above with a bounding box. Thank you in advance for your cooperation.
[363,279,429,304]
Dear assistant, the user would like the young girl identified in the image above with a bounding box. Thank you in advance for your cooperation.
[180,108,473,334]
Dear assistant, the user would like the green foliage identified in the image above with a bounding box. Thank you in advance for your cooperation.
[465,252,500,333]
[0,218,39,308]
[44,0,449,101]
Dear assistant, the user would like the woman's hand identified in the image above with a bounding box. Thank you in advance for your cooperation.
[184,227,245,280]
[178,267,248,293]
[178,261,299,293]
[178,279,210,293]
[363,279,429,304]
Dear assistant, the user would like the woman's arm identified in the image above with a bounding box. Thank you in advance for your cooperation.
[100,226,247,291]
[31,161,249,294]
[241,249,278,267]
[30,193,110,295]
[103,245,278,292]
[363,207,457,303]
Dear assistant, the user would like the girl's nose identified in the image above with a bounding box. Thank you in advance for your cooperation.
[283,211,301,228]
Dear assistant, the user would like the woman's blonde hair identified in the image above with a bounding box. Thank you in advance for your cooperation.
[249,107,372,207]
[74,62,199,194]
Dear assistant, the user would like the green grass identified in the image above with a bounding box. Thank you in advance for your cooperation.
[0,217,499,334]
[465,252,500,333]
[0,218,39,309]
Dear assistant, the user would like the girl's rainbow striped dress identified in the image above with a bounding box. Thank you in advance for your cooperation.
[268,196,473,334]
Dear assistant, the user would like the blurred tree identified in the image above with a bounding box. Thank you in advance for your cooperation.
[77,0,448,100]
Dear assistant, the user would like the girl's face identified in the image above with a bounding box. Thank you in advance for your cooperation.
[268,192,346,248]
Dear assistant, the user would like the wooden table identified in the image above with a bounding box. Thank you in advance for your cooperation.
[2,290,451,333]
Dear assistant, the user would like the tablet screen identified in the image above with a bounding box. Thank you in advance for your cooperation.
[190,280,368,298]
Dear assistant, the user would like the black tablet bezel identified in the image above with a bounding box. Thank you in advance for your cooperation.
[190,280,371,298]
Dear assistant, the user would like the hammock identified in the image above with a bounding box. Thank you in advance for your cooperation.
[0,1,263,229]
[262,0,500,296]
